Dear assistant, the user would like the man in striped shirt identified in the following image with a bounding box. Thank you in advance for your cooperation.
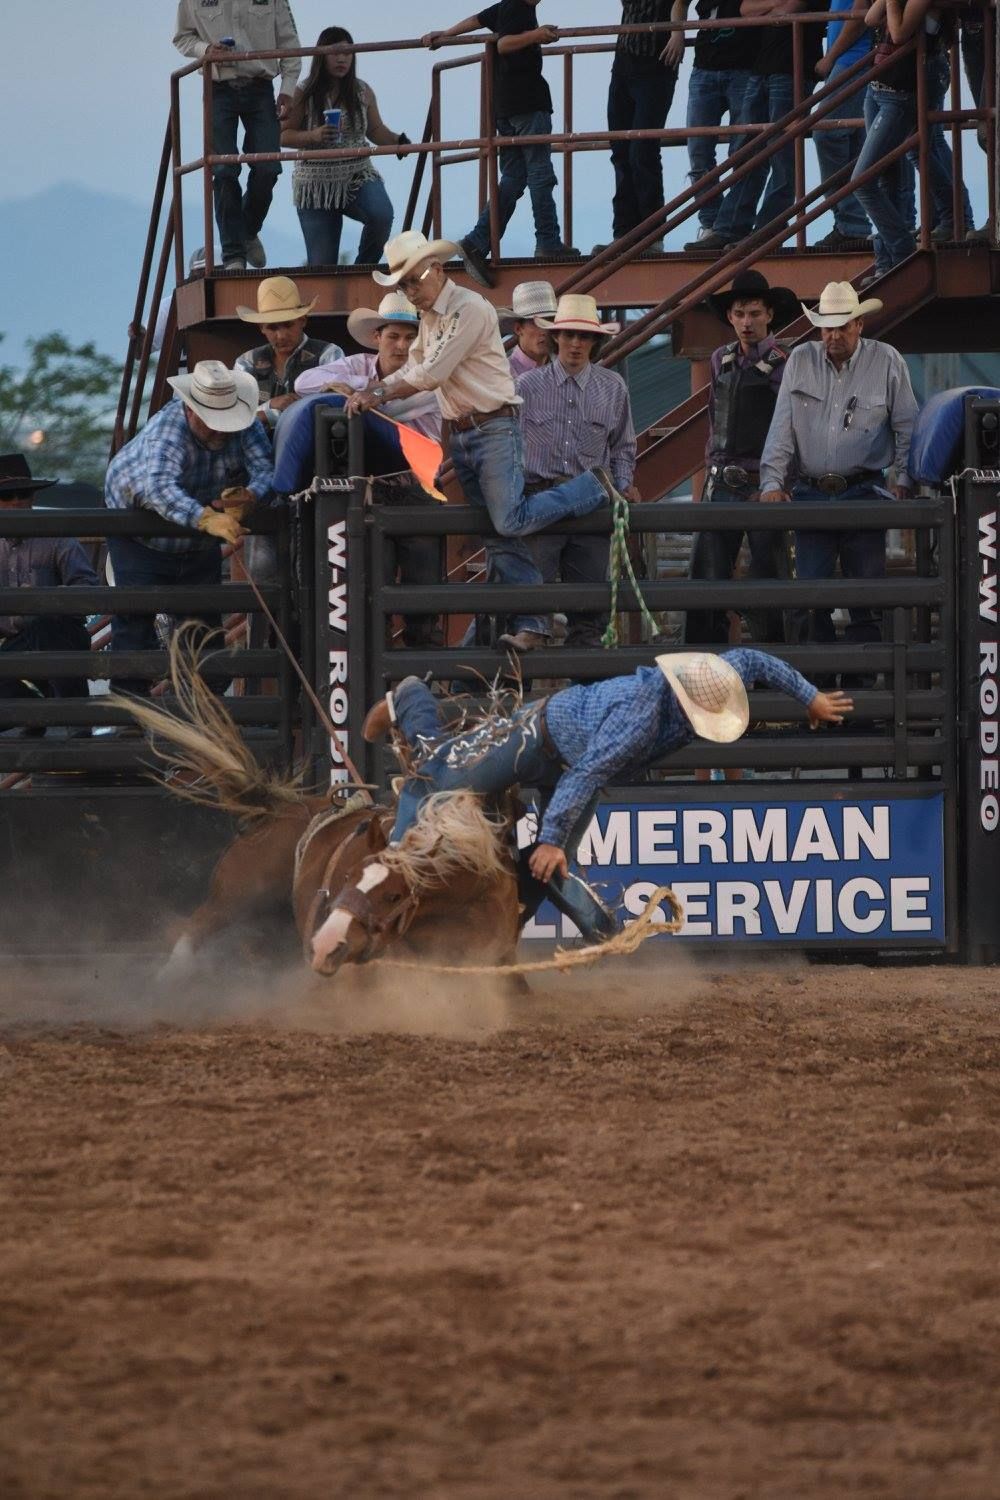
[759,281,918,667]
[518,294,638,647]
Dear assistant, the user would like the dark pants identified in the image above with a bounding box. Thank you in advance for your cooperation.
[108,536,223,696]
[211,80,281,262]
[0,616,91,699]
[374,482,443,647]
[791,481,886,686]
[607,53,677,239]
[529,529,608,646]
[390,679,615,942]
[685,480,787,646]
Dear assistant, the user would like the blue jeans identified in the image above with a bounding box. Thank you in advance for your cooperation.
[813,81,870,238]
[607,53,677,237]
[916,54,974,232]
[211,80,281,262]
[108,536,223,697]
[449,418,607,637]
[296,177,395,266]
[389,680,614,942]
[686,66,752,230]
[852,85,918,273]
[465,110,561,253]
[713,73,804,242]
[791,482,886,661]
[685,480,788,645]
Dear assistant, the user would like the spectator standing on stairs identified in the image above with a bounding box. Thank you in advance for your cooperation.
[173,0,301,272]
[686,269,797,648]
[422,3,578,288]
[600,2,678,255]
[811,0,874,251]
[345,232,629,653]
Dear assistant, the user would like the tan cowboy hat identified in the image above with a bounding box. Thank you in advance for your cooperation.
[236,275,317,323]
[372,230,460,288]
[655,652,749,743]
[167,360,259,433]
[803,280,882,328]
[346,292,419,350]
[537,294,620,336]
[495,280,558,324]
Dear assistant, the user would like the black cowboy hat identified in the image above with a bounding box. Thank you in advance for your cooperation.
[0,453,56,497]
[707,269,802,333]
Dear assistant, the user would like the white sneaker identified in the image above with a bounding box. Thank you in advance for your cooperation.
[223,257,247,271]
[246,236,267,269]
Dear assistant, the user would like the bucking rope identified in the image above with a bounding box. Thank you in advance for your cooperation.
[601,493,661,649]
[369,885,684,976]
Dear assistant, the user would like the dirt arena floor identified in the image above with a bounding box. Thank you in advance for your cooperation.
[1,953,999,1499]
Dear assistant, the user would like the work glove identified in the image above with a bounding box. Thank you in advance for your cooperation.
[219,485,255,519]
[197,508,245,546]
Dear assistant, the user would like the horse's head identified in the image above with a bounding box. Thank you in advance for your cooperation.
[308,815,417,976]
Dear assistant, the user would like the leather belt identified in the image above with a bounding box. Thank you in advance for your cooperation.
[536,701,565,765]
[802,468,883,495]
[709,463,758,490]
[450,403,517,433]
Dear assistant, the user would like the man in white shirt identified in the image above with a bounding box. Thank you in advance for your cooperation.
[347,232,625,650]
[173,0,301,270]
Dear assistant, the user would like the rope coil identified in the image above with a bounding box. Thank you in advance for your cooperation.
[601,494,662,648]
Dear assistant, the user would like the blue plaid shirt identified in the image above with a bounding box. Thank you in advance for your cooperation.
[540,649,817,847]
[105,398,274,553]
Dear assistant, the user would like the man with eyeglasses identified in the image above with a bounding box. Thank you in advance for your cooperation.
[347,231,627,652]
[758,281,918,672]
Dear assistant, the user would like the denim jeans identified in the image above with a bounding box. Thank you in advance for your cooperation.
[108,537,223,697]
[465,110,561,253]
[916,54,974,232]
[813,82,870,238]
[297,177,395,266]
[389,679,614,942]
[529,530,609,646]
[686,66,752,230]
[714,73,805,242]
[685,481,788,646]
[852,85,918,273]
[449,417,606,636]
[791,482,886,669]
[607,53,677,237]
[211,80,281,262]
[0,617,91,700]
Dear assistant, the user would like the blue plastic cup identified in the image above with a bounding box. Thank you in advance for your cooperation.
[220,36,236,47]
[323,108,343,132]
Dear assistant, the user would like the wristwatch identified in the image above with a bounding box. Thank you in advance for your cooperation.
[370,383,388,403]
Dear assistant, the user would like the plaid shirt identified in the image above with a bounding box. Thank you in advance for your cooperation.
[105,398,274,553]
[540,649,816,847]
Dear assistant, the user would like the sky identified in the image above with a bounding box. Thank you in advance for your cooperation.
[2,1,635,257]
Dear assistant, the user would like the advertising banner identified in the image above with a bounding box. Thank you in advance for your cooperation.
[521,793,946,944]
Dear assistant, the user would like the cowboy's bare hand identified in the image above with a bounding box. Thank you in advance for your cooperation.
[808,690,854,728]
[815,54,833,78]
[529,843,569,883]
[276,92,292,121]
[623,483,643,502]
[536,25,560,44]
[661,34,685,67]
[204,43,236,61]
[268,393,299,413]
[347,388,381,415]
[759,488,791,503]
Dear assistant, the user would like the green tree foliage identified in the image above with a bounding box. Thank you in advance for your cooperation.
[0,333,122,488]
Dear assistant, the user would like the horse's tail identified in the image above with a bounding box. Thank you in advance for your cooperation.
[106,621,305,823]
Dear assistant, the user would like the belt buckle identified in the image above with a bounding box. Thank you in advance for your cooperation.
[722,464,752,489]
[817,472,848,495]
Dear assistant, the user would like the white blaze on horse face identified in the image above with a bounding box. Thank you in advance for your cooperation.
[310,861,391,971]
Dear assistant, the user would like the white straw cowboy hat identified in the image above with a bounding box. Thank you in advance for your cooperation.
[372,230,460,288]
[167,360,259,433]
[495,280,558,324]
[803,280,883,328]
[236,275,317,323]
[537,294,620,336]
[346,292,419,350]
[655,653,750,743]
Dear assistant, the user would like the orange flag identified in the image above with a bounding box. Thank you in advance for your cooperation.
[370,409,447,502]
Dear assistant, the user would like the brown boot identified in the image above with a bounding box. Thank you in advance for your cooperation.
[362,696,394,742]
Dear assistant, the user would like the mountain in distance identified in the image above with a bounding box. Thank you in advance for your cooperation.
[0,182,307,368]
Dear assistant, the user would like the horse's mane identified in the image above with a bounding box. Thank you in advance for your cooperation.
[379,790,512,891]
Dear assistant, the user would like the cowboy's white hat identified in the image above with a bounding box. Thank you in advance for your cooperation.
[655,652,749,743]
[346,292,420,350]
[803,280,883,328]
[167,360,259,433]
[372,230,460,288]
[537,294,620,336]
[236,275,317,324]
[495,280,558,324]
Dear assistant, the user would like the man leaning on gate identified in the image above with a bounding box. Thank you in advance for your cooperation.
[759,281,919,682]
